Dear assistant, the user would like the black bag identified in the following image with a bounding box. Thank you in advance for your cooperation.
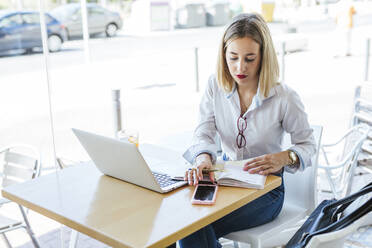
[286,182,372,248]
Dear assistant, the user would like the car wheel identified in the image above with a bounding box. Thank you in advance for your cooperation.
[48,35,62,52]
[105,23,118,37]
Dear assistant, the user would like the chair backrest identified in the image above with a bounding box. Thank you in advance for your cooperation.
[340,124,369,161]
[282,125,323,214]
[340,124,370,197]
[0,145,41,188]
[351,82,372,159]
[351,82,372,127]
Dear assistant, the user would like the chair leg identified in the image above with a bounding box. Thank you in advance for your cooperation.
[18,205,40,248]
[0,233,12,248]
[233,241,240,248]
[69,230,79,248]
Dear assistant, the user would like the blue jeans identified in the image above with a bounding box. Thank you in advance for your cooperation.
[177,180,284,248]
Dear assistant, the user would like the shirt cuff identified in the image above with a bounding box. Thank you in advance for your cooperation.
[183,144,217,165]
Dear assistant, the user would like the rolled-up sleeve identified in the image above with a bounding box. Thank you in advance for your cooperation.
[183,77,218,164]
[282,89,316,173]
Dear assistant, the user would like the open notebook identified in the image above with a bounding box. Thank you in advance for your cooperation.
[172,159,267,189]
[213,159,267,189]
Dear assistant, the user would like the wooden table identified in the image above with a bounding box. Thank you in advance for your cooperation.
[2,163,281,248]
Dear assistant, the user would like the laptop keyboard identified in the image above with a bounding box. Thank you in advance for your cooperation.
[152,171,179,188]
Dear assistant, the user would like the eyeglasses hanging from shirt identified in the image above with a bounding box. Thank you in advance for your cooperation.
[236,116,247,148]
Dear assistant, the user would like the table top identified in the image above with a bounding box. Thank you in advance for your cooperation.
[2,163,281,248]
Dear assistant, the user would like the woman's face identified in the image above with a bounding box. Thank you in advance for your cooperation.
[225,36,261,87]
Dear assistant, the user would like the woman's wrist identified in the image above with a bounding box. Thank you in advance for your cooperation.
[195,153,212,166]
[286,150,300,169]
[277,151,293,167]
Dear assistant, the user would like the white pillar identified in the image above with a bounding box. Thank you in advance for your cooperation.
[112,89,122,138]
[13,0,23,10]
[80,0,91,63]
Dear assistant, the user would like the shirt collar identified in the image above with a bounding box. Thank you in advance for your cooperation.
[255,81,277,106]
[226,84,237,99]
[226,81,277,108]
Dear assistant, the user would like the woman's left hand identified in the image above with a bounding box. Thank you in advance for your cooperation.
[243,151,289,175]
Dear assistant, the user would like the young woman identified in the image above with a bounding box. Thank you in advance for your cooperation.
[179,13,316,248]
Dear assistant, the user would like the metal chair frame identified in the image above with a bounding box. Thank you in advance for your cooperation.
[351,82,372,174]
[318,124,370,199]
[0,145,41,248]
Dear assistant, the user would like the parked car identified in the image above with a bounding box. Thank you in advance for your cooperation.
[0,10,67,53]
[50,3,123,39]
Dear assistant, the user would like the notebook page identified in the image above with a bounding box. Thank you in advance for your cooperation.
[218,162,266,186]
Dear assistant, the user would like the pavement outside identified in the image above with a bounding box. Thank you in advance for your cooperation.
[0,19,371,248]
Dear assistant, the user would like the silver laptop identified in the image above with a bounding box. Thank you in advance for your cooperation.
[72,128,187,193]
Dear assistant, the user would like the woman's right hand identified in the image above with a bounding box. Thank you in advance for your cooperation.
[184,153,214,185]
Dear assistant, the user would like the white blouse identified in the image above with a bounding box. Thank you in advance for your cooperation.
[183,75,316,173]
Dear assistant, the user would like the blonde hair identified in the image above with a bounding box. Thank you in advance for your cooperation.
[216,13,279,97]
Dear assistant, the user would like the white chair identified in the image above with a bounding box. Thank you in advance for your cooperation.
[318,124,370,199]
[0,145,41,248]
[351,82,372,128]
[351,82,372,173]
[223,125,323,248]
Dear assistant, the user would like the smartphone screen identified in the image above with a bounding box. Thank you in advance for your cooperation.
[194,185,216,201]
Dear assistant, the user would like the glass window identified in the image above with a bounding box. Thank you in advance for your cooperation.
[88,6,105,15]
[22,13,40,24]
[0,14,22,28]
[22,13,53,25]
[50,4,80,21]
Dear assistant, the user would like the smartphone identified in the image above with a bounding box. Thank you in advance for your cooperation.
[191,184,218,205]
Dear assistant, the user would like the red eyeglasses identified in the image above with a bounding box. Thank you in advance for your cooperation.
[236,116,247,148]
